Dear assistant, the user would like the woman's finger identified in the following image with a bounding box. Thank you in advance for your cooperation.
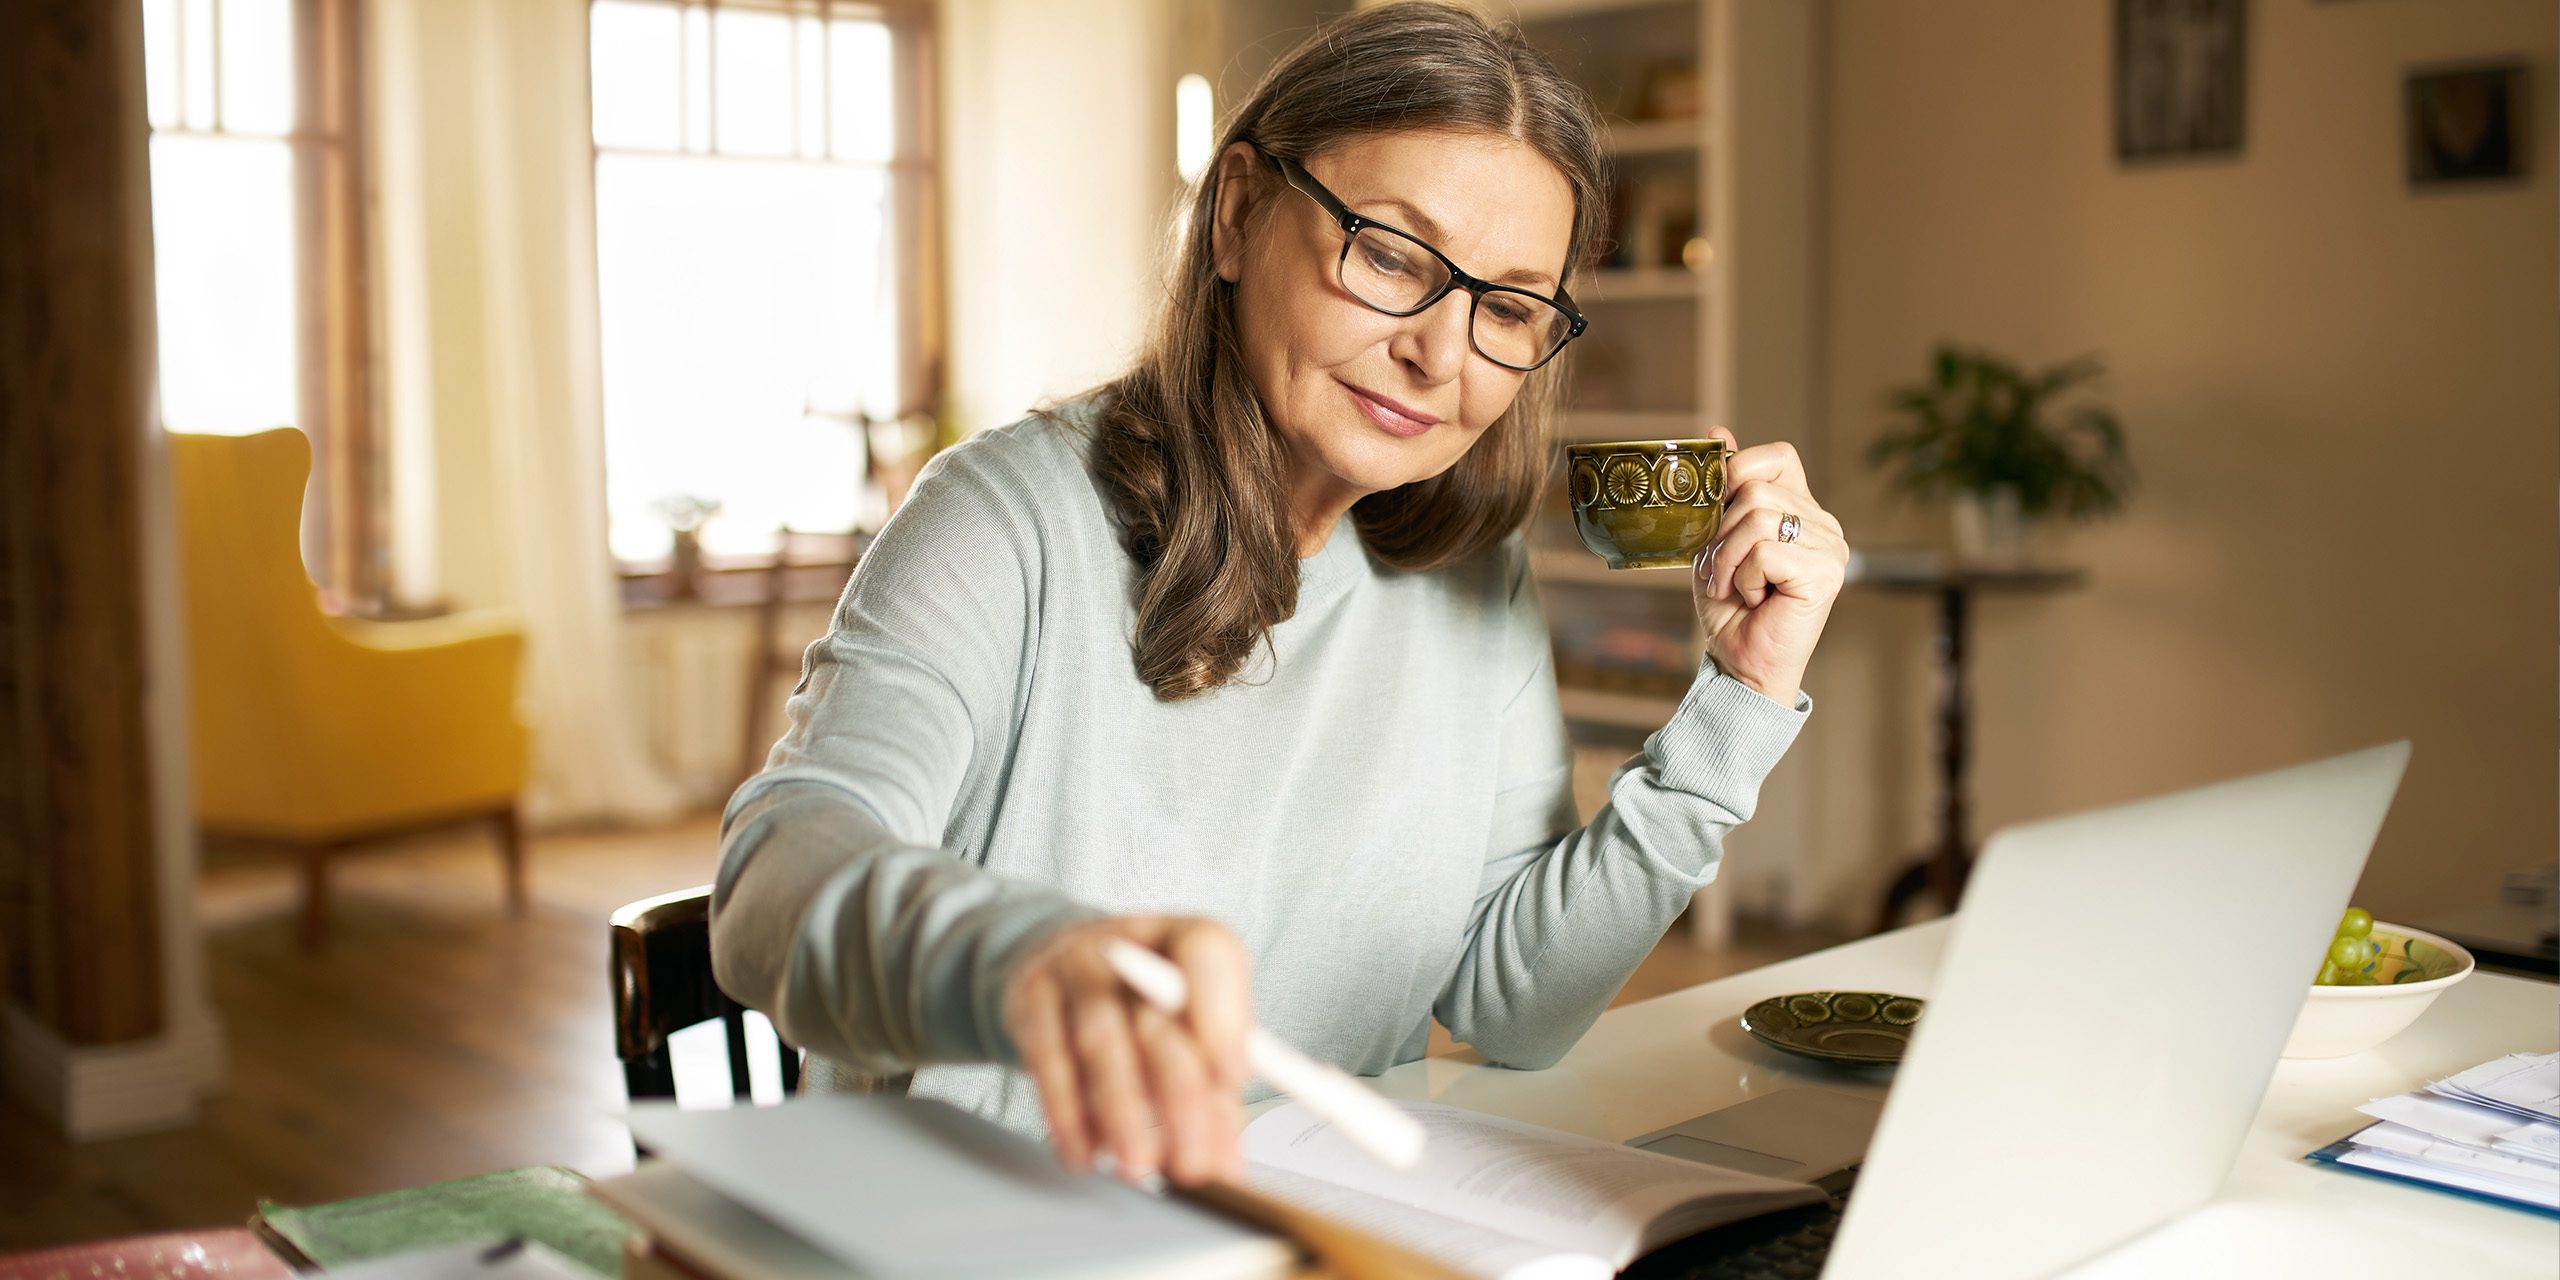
[1163,921,1253,1092]
[1707,507,1839,600]
[1713,480,1839,549]
[1707,507,1786,599]
[1067,984,1161,1183]
[1730,537,1847,610]
[1729,438,1811,497]
[1010,972,1094,1173]
[1131,1002,1221,1185]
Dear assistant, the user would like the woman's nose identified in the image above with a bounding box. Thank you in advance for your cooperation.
[1390,289,1473,384]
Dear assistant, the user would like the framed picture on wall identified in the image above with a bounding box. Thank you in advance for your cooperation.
[2406,63,2529,187]
[2114,0,2247,162]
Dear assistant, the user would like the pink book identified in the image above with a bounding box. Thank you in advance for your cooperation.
[0,1228,294,1279]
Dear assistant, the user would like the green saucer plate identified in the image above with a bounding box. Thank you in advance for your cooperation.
[1740,991,1925,1066]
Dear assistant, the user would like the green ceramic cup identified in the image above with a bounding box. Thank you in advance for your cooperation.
[1564,438,1733,570]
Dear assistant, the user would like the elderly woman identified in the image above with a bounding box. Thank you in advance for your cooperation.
[710,1,1848,1192]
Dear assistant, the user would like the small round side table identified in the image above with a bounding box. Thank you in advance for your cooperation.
[1849,550,2087,934]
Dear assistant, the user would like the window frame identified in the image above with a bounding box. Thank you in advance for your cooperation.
[584,0,945,576]
[145,0,383,610]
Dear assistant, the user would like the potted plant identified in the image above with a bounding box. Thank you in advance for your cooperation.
[1866,344,2134,563]
[650,493,723,599]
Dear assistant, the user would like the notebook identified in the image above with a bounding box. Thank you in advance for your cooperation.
[604,1093,1826,1280]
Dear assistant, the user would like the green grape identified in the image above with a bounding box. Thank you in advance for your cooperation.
[2329,935,2366,969]
[2333,972,2379,987]
[2359,937,2382,968]
[2315,960,2342,986]
[2337,907,2374,940]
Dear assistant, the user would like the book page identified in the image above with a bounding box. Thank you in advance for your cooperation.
[1241,1101,1823,1266]
[1241,1165,1609,1280]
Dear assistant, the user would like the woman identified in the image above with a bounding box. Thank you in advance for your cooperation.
[710,2,1848,1193]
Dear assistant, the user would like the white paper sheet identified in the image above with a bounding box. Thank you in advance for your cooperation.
[2336,1148,2560,1212]
[2427,1052,2560,1124]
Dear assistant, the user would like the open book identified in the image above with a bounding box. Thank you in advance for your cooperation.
[600,1095,1825,1280]
[1237,1099,1827,1280]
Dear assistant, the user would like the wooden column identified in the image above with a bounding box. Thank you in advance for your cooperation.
[0,0,170,1046]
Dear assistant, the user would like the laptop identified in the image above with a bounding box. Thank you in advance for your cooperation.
[1625,741,2412,1280]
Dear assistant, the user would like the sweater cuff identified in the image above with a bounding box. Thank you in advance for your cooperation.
[1644,667,1812,821]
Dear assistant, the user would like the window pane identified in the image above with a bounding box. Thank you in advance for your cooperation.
[143,0,180,129]
[795,14,825,159]
[683,4,712,152]
[714,7,794,157]
[595,153,891,561]
[218,0,294,135]
[591,0,680,151]
[150,135,298,434]
[180,0,217,129]
[827,20,892,163]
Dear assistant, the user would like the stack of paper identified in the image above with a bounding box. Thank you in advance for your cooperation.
[2310,1052,2560,1216]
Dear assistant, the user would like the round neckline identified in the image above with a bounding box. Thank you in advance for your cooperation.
[1296,510,1366,606]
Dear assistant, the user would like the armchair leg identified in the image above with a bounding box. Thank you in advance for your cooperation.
[496,805,528,913]
[298,845,332,950]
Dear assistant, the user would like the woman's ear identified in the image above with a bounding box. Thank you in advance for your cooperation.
[1209,141,1265,284]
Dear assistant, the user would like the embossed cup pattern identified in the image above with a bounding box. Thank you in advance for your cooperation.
[1564,439,1731,570]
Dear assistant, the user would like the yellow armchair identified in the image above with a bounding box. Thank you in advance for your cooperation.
[171,428,530,946]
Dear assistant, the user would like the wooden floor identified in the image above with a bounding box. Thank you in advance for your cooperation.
[0,816,1843,1251]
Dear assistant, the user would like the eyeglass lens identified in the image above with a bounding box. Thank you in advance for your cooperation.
[1340,224,1574,371]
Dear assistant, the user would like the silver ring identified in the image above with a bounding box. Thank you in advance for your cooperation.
[1777,512,1803,544]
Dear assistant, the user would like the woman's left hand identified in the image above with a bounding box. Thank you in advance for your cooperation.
[1691,427,1850,706]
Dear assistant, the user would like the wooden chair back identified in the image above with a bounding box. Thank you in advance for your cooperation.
[608,884,802,1104]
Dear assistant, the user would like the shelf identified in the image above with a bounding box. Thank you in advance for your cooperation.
[1559,685,1684,731]
[1559,410,1706,443]
[1532,548,1697,593]
[1583,267,1704,303]
[1606,118,1704,158]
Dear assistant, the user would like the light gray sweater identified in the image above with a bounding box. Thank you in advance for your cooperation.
[708,397,1810,1142]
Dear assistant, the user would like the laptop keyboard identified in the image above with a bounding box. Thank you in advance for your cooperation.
[1621,1200,1844,1280]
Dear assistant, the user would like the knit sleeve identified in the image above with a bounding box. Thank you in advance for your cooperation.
[1431,538,1810,1070]
[709,430,1106,1075]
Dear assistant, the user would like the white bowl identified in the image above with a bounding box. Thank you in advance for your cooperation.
[2280,922,2475,1060]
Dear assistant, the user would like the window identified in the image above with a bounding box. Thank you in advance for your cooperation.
[589,0,938,565]
[142,0,375,599]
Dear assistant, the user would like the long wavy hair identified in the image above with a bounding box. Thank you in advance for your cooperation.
[1080,1,1609,701]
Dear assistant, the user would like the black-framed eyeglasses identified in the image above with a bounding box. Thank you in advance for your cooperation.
[1258,147,1587,373]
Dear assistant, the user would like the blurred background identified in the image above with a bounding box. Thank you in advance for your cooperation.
[1,0,2551,1252]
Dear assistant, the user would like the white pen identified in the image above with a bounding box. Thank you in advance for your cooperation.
[1100,938,1427,1171]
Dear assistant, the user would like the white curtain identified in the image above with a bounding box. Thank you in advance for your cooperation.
[368,0,683,827]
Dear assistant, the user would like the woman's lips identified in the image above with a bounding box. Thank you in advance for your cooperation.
[1346,384,1437,437]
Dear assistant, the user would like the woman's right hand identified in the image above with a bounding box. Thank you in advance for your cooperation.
[1001,914,1253,1187]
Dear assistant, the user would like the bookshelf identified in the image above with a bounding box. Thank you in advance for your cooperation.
[1511,0,1715,738]
[1501,0,1820,748]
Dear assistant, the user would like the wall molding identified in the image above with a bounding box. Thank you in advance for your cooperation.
[2,999,225,1142]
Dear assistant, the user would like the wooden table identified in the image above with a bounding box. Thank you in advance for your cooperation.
[1252,920,2559,1277]
[1848,550,2087,931]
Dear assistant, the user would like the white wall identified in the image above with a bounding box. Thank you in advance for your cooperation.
[939,0,1182,434]
[1795,0,2557,929]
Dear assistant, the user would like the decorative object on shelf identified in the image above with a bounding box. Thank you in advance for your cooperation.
[1638,60,1701,122]
[2114,0,2245,162]
[1565,437,1731,570]
[1866,345,2133,565]
[2406,62,2528,187]
[649,493,723,601]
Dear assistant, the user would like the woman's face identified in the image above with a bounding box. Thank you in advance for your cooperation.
[1213,130,1575,539]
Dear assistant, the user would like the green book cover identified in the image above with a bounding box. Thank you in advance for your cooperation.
[255,1165,638,1277]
